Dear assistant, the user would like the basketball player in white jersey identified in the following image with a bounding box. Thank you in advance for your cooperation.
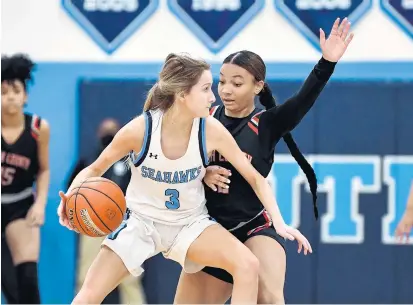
[57,53,312,305]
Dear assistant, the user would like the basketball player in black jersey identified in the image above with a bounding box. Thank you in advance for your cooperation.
[1,54,50,304]
[174,18,354,304]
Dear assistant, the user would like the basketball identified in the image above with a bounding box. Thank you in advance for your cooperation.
[65,177,126,237]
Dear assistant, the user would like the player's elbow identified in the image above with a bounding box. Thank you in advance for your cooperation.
[246,175,267,201]
[38,161,50,173]
[251,174,267,192]
[37,168,50,178]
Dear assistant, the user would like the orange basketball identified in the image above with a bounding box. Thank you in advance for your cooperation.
[65,177,126,237]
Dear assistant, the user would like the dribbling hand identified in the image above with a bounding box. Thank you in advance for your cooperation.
[274,222,313,255]
[57,191,74,230]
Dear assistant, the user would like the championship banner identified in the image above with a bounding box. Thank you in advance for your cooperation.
[62,0,159,54]
[168,0,265,53]
[381,0,413,40]
[274,0,372,50]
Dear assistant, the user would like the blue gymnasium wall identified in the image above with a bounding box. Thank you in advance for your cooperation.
[4,62,413,304]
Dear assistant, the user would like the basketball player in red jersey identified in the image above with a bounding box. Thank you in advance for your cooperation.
[1,54,50,304]
[174,18,354,304]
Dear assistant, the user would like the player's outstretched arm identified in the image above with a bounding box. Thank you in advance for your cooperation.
[260,18,354,148]
[206,117,312,254]
[57,115,145,229]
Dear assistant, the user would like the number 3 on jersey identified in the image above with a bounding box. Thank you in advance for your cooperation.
[165,189,180,209]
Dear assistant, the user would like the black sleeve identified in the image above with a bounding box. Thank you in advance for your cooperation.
[258,57,336,152]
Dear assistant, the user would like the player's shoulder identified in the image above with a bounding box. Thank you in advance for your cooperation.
[121,114,145,138]
[242,107,265,121]
[109,114,147,154]
[250,108,266,128]
[253,108,266,119]
[121,112,152,143]
[205,115,225,133]
[24,112,47,127]
[127,113,146,128]
[25,113,50,141]
[39,118,50,132]
[38,118,50,142]
[204,115,229,146]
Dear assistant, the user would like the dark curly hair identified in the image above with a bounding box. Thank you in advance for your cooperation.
[1,53,36,91]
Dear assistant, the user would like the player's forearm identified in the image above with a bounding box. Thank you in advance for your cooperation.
[35,168,50,207]
[253,176,285,226]
[68,166,102,192]
[273,58,335,129]
[259,58,336,147]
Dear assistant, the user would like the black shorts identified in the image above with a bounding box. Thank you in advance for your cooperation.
[1,195,34,233]
[202,210,285,284]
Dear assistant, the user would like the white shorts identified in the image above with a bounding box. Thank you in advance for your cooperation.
[102,210,217,277]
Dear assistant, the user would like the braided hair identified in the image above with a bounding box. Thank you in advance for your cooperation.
[223,50,319,220]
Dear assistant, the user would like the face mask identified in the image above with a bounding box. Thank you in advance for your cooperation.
[100,134,115,148]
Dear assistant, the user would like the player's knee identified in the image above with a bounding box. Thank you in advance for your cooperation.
[258,288,284,305]
[72,288,91,305]
[231,248,259,280]
[74,284,103,304]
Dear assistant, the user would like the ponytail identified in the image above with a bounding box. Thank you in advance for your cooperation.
[258,83,276,109]
[143,83,159,111]
[259,83,319,220]
[282,133,318,220]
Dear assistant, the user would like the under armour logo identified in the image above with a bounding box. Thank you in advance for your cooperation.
[149,153,158,159]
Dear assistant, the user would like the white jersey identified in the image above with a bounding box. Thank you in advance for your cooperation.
[126,110,210,226]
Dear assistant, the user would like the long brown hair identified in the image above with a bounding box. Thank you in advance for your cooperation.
[144,53,210,112]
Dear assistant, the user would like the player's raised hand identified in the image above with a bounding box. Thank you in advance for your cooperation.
[204,165,231,192]
[320,17,354,62]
